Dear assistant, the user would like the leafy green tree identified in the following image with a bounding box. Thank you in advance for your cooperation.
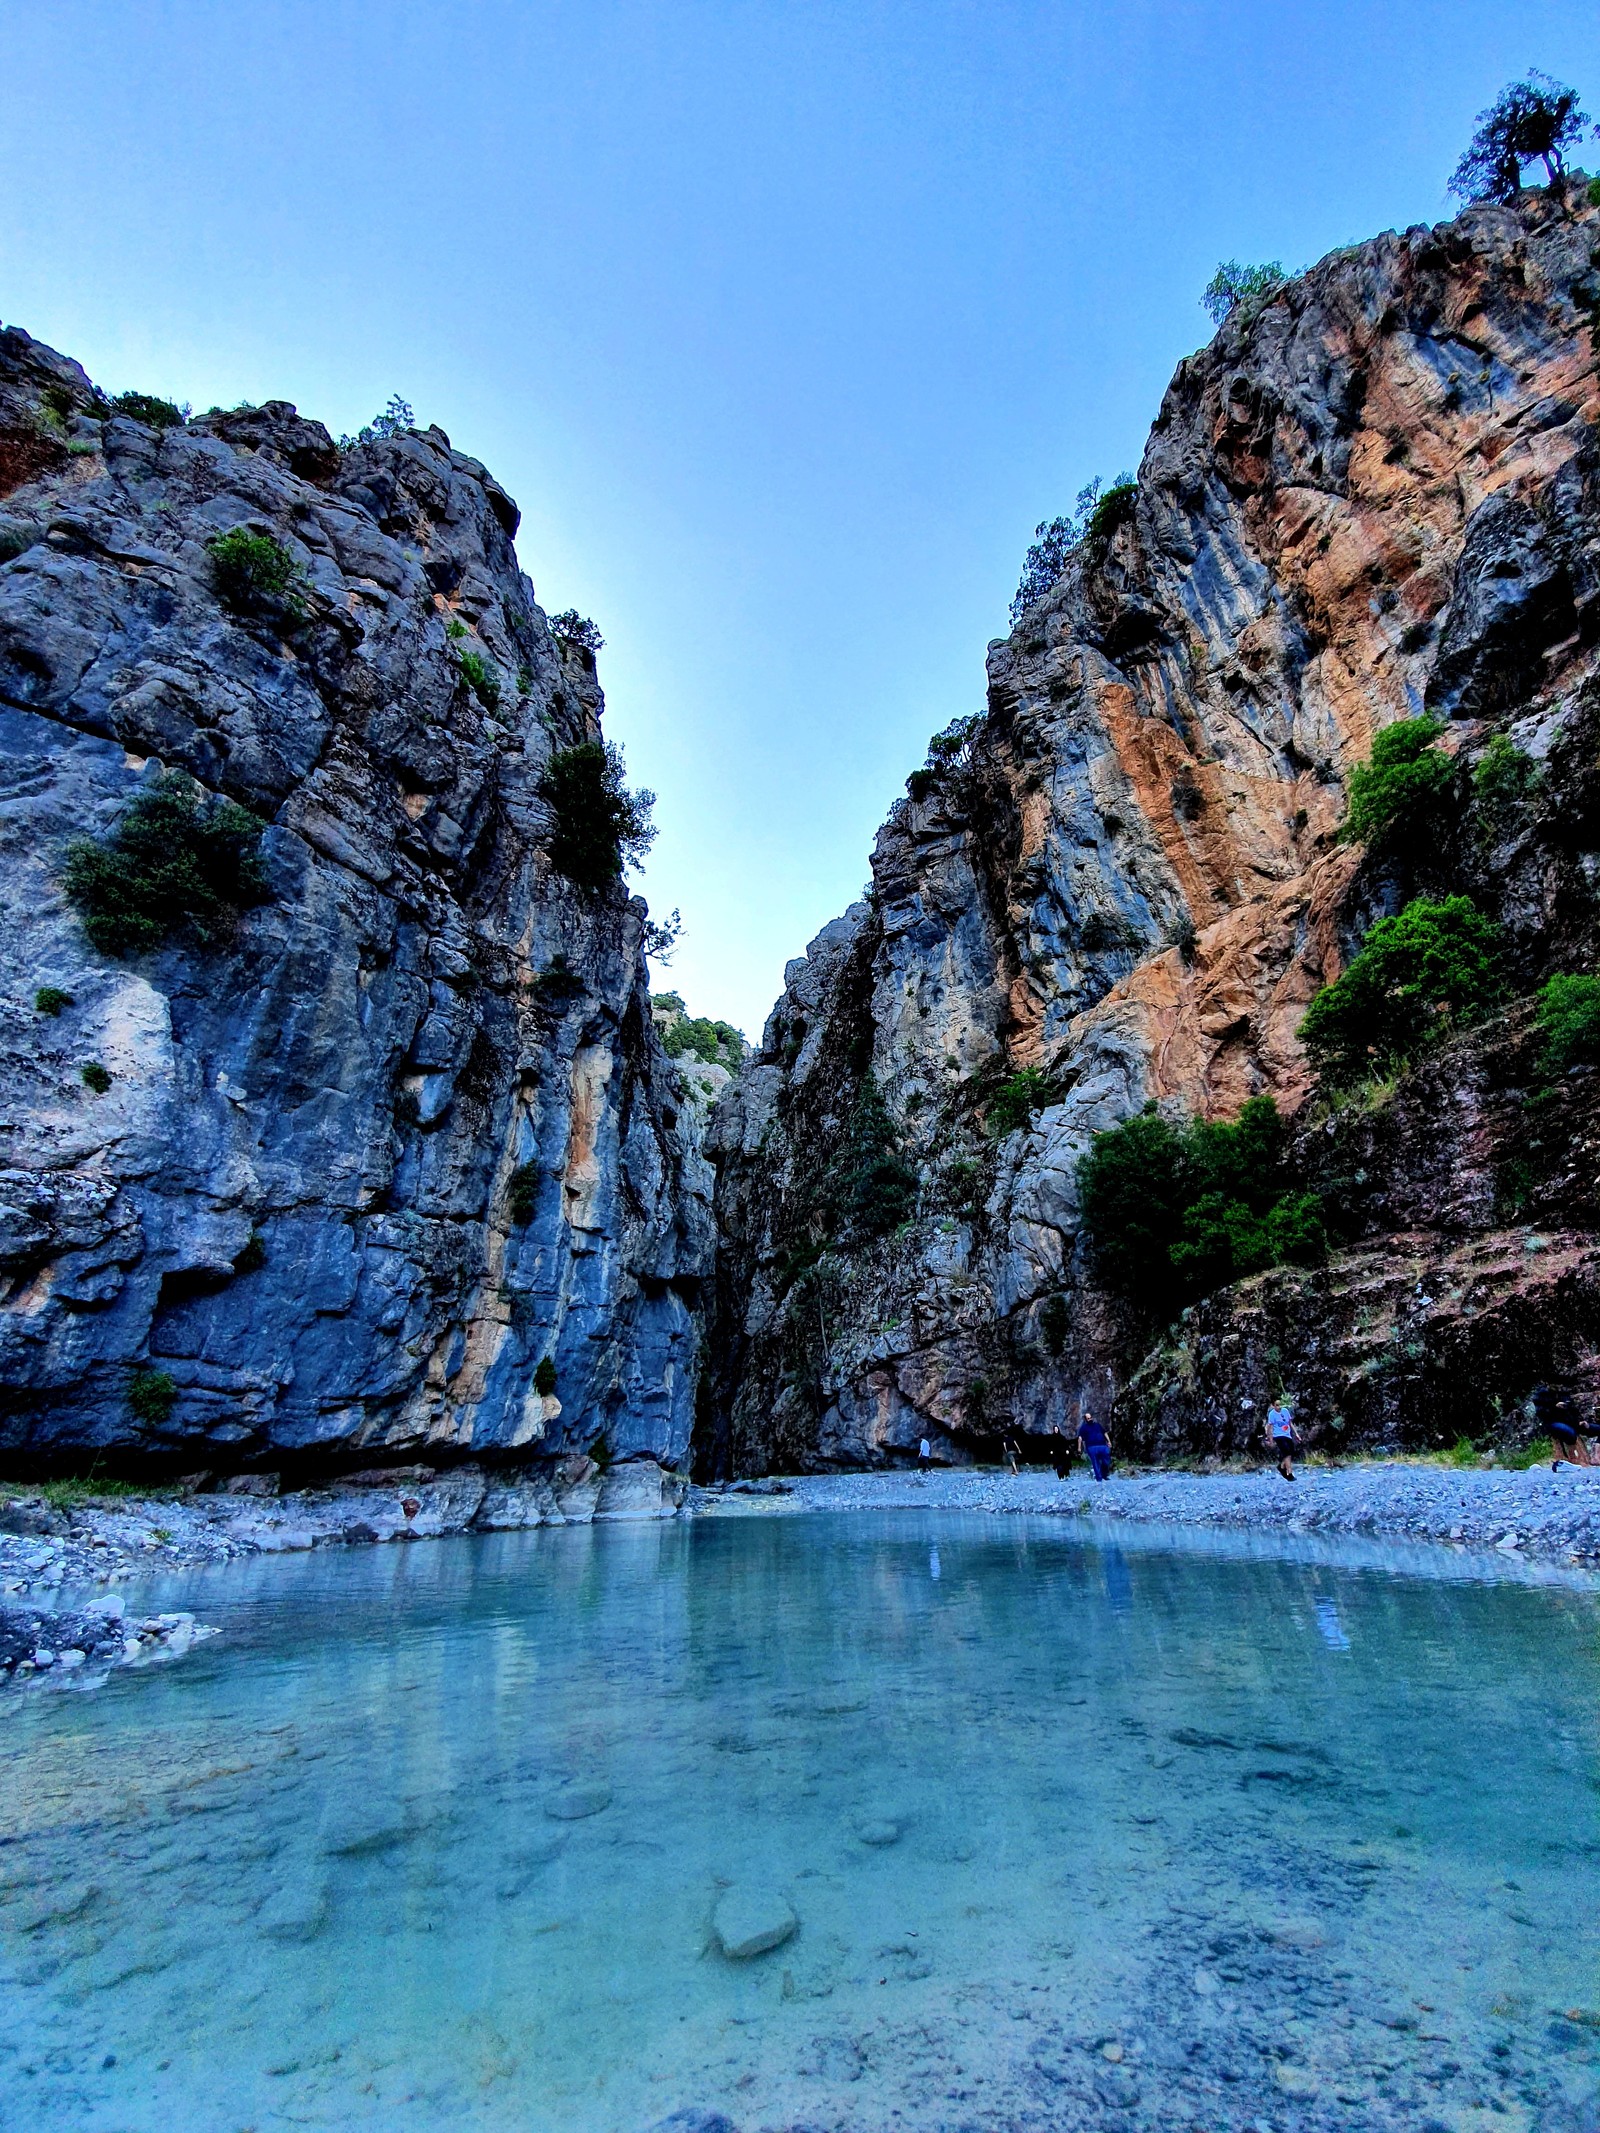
[1299,896,1503,1087]
[1202,260,1287,326]
[1450,73,1591,202]
[111,391,186,429]
[1537,972,1600,1074]
[64,771,268,956]
[1078,1096,1324,1319]
[548,610,605,652]
[339,395,414,449]
[1009,475,1135,621]
[539,740,655,891]
[1077,1107,1189,1309]
[1338,716,1455,844]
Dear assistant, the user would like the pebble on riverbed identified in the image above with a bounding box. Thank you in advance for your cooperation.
[711,1886,798,1960]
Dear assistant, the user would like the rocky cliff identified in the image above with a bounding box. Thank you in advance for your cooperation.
[0,328,712,1480]
[706,180,1600,1474]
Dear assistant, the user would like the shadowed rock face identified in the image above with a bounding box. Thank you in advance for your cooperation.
[0,327,712,1475]
[707,182,1600,1475]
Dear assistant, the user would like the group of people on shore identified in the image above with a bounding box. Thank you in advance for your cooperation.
[914,1381,1595,1478]
[917,1402,1301,1481]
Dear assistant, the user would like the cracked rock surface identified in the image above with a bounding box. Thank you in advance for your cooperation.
[706,182,1600,1476]
[0,326,711,1475]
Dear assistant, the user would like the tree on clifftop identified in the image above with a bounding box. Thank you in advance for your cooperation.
[1450,73,1592,202]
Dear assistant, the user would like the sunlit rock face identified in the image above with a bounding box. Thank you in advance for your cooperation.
[707,182,1600,1474]
[0,328,712,1474]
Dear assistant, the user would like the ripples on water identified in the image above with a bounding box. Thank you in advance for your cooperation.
[1,1512,1597,2131]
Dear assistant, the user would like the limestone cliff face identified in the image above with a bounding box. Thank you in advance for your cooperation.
[708,182,1600,1473]
[0,327,712,1475]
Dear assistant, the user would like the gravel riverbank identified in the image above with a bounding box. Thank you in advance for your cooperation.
[3,1457,1598,1619]
[698,1460,1600,1570]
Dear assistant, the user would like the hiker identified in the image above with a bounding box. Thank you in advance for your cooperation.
[1533,1383,1586,1467]
[1078,1409,1112,1482]
[1003,1435,1022,1475]
[1050,1424,1075,1480]
[1266,1397,1298,1480]
[918,1435,933,1473]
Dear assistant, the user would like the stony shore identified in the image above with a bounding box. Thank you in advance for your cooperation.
[4,1455,1599,1624]
[704,1461,1600,1570]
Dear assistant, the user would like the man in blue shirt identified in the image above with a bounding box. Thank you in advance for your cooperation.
[1078,1409,1112,1482]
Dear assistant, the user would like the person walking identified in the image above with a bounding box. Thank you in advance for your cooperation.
[1533,1383,1585,1467]
[1078,1409,1112,1482]
[1265,1397,1298,1480]
[1050,1424,1075,1480]
[917,1435,933,1474]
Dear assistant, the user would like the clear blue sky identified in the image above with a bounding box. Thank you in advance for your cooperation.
[4,3,1597,1035]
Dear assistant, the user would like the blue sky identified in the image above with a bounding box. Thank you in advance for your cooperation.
[4,2,1598,1036]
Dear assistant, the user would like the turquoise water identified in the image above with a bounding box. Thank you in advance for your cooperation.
[1,1512,1598,2132]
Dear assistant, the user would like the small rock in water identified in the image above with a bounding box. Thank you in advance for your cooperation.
[853,1816,903,1848]
[712,1885,798,1960]
[1100,2040,1124,2062]
[258,1874,332,1943]
[543,1782,613,1821]
[1192,1967,1219,1994]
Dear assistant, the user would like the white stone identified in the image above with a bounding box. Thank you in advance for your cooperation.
[713,1885,798,1961]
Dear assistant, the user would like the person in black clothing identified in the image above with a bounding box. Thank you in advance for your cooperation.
[1050,1425,1075,1480]
[1534,1382,1586,1466]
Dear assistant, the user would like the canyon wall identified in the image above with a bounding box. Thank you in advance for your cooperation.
[0,328,711,1478]
[706,181,1600,1473]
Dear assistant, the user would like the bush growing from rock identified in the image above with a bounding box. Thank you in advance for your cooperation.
[1338,715,1454,845]
[1473,732,1541,812]
[1537,972,1600,1074]
[539,740,655,891]
[507,1164,540,1223]
[533,1356,558,1396]
[338,394,414,449]
[111,391,185,428]
[127,1368,176,1424]
[987,1067,1054,1139]
[1299,895,1503,1087]
[34,987,72,1016]
[63,770,268,956]
[208,527,305,618]
[1078,1096,1324,1320]
[80,1061,112,1093]
[458,647,502,710]
[833,1075,917,1239]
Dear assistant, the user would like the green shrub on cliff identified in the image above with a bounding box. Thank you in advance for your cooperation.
[548,610,605,653]
[208,527,305,618]
[1537,972,1600,1074]
[64,770,268,957]
[987,1067,1054,1139]
[127,1368,177,1424]
[111,390,186,429]
[458,647,502,710]
[832,1075,917,1240]
[1078,1096,1324,1320]
[1300,896,1503,1088]
[1338,716,1454,845]
[539,740,656,891]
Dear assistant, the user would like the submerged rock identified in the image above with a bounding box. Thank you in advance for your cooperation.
[542,1781,613,1822]
[711,1885,797,1960]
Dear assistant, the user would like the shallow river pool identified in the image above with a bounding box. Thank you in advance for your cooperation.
[2,1511,1598,2132]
